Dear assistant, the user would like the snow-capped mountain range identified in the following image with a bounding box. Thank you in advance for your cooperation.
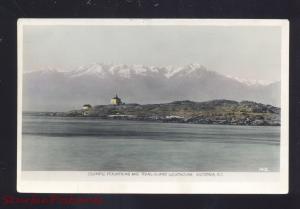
[23,63,280,111]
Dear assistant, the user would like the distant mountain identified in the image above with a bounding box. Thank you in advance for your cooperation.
[23,63,280,111]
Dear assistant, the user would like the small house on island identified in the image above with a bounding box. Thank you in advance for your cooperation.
[111,94,123,105]
[82,104,92,110]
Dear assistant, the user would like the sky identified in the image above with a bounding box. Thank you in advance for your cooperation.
[23,25,282,82]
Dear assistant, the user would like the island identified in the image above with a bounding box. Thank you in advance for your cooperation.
[25,99,281,126]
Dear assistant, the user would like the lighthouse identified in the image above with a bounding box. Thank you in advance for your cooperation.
[111,94,123,105]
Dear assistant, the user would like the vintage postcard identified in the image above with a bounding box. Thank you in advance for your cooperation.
[17,19,289,193]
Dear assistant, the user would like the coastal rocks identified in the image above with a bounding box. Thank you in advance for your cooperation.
[32,99,280,126]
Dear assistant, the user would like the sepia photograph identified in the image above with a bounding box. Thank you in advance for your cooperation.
[17,19,289,193]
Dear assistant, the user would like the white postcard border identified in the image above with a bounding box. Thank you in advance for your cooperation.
[17,18,289,194]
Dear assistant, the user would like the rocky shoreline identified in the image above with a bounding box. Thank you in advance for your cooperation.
[24,100,281,126]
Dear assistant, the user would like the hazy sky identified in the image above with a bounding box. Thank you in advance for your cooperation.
[23,25,282,81]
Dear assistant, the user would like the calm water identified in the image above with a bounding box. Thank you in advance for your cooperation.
[22,115,280,171]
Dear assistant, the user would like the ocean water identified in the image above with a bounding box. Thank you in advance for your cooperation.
[22,115,280,171]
